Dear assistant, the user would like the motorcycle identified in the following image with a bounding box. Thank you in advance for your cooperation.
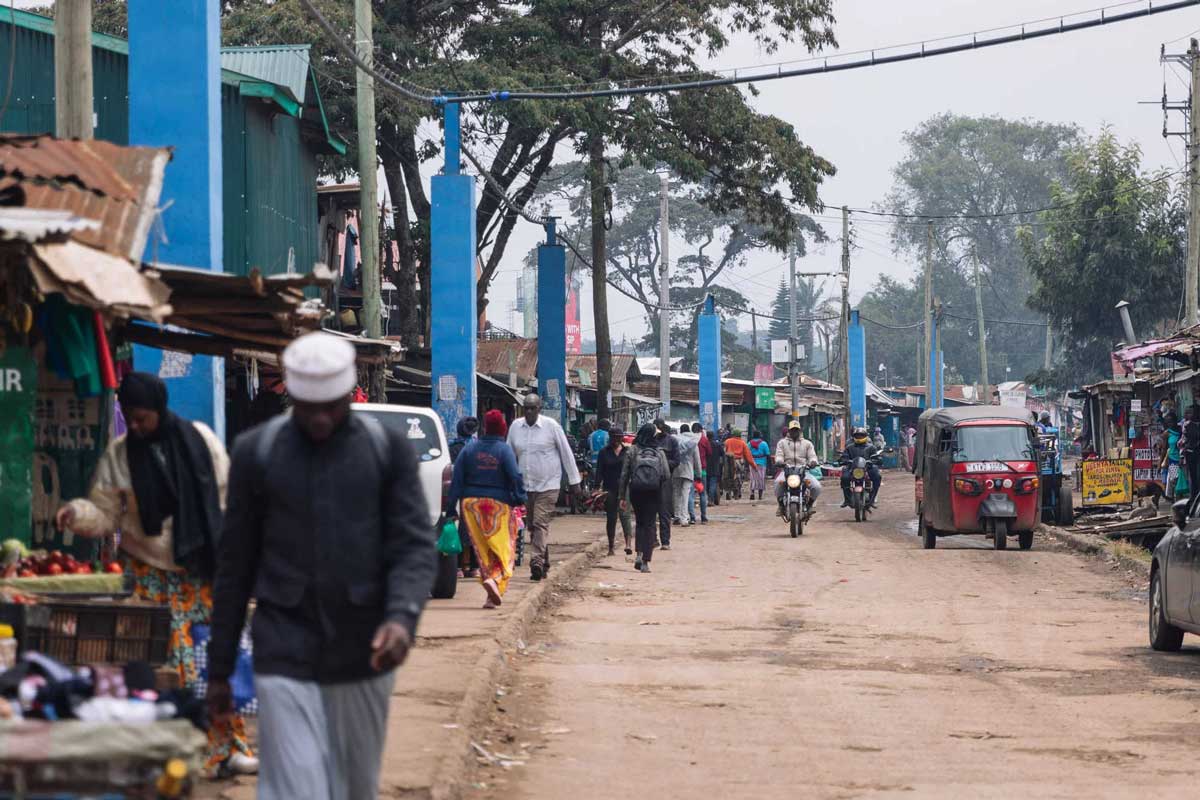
[844,455,881,522]
[781,464,816,537]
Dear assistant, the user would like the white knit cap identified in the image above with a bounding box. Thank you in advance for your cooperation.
[282,331,357,403]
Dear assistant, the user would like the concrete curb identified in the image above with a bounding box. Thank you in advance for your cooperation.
[428,535,606,800]
[1040,525,1151,578]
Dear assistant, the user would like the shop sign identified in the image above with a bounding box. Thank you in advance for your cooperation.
[1081,458,1133,506]
[0,347,35,546]
[1130,432,1157,486]
[755,387,776,410]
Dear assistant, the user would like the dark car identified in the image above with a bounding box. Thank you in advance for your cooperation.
[1149,499,1200,651]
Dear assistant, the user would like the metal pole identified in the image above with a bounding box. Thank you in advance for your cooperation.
[659,172,671,416]
[751,309,758,358]
[789,240,798,417]
[1044,315,1053,370]
[55,0,94,139]
[924,222,934,408]
[973,251,989,403]
[1188,39,1200,326]
[356,0,382,342]
[841,206,851,434]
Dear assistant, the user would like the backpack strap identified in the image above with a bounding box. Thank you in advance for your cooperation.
[254,414,292,481]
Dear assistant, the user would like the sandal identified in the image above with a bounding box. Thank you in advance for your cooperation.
[482,578,502,607]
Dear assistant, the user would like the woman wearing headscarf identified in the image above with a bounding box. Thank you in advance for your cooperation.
[54,372,255,777]
[620,424,671,573]
[447,410,527,608]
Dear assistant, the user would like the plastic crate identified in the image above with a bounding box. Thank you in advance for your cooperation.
[15,601,171,666]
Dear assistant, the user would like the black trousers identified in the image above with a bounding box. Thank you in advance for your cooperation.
[841,466,882,504]
[605,490,632,549]
[631,489,660,562]
[657,483,672,546]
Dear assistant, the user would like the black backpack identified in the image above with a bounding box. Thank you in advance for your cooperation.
[630,446,664,492]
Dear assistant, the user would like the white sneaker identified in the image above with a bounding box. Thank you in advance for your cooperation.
[226,753,259,775]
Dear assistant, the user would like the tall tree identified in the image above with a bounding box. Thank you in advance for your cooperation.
[859,114,1080,386]
[1022,129,1186,387]
[467,0,837,419]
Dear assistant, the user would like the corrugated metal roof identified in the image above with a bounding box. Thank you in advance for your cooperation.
[477,339,539,382]
[0,208,98,242]
[221,45,311,105]
[567,354,640,393]
[0,135,169,262]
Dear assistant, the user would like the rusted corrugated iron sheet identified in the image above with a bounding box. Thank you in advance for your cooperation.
[567,353,640,393]
[477,338,539,382]
[0,135,169,261]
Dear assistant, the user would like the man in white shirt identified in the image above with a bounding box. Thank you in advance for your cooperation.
[507,394,582,581]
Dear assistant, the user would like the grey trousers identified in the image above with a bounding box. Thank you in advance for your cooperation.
[525,489,558,568]
[255,670,396,800]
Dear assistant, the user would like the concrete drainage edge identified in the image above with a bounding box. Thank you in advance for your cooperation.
[1040,524,1151,578]
[428,535,606,800]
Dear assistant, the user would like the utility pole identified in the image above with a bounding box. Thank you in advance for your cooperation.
[659,172,671,417]
[1189,39,1200,326]
[840,206,851,434]
[1044,317,1053,370]
[355,0,382,346]
[973,252,989,403]
[923,222,934,408]
[55,0,93,139]
[789,240,799,417]
[751,309,758,358]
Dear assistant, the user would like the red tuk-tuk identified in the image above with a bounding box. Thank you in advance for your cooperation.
[913,406,1040,551]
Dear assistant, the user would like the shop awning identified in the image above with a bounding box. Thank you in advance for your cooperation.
[28,239,172,321]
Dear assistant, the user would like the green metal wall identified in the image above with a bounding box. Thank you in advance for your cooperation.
[0,19,318,278]
[0,23,128,143]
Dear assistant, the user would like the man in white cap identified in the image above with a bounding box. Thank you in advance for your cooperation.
[208,331,437,800]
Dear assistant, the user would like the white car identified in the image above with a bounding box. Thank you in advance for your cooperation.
[353,403,458,599]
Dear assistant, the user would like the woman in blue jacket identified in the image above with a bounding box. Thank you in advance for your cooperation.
[447,410,527,608]
[748,429,771,500]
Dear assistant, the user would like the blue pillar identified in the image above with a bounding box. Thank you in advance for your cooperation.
[698,295,722,430]
[430,102,478,433]
[928,313,940,409]
[128,0,224,437]
[537,221,567,428]
[936,351,945,408]
[848,309,866,429]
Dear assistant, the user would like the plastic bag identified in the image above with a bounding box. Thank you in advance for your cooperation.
[437,519,463,555]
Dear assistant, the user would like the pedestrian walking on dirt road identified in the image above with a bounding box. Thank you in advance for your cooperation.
[208,332,437,800]
[652,420,680,548]
[508,394,582,581]
[672,426,702,525]
[447,410,527,608]
[56,372,257,778]
[597,427,634,556]
[621,424,671,572]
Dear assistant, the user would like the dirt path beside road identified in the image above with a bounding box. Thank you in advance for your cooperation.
[466,477,1200,799]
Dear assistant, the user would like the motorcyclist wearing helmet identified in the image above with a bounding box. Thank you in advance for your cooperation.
[840,426,882,509]
[774,420,822,517]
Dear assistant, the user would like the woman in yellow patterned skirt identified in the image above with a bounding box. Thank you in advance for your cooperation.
[56,373,256,777]
[447,409,527,607]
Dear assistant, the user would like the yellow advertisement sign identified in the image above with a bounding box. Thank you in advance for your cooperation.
[1081,458,1133,506]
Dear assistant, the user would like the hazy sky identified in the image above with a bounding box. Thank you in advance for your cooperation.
[478,0,1200,347]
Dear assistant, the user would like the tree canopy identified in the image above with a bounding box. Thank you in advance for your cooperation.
[1021,129,1186,388]
[858,114,1080,387]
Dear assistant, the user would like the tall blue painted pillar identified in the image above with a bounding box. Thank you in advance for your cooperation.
[537,221,567,428]
[698,295,722,430]
[928,313,941,409]
[128,0,224,437]
[848,309,866,429]
[430,101,477,432]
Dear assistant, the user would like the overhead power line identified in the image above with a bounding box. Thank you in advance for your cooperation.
[433,0,1200,104]
[300,0,1200,107]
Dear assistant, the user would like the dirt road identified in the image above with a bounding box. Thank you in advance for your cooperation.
[467,476,1200,799]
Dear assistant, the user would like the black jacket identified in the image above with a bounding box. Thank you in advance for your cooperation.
[596,445,628,493]
[209,414,436,684]
[841,442,879,464]
[653,431,681,473]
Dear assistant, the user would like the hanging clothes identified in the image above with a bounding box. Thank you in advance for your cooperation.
[342,223,359,289]
[38,294,102,397]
